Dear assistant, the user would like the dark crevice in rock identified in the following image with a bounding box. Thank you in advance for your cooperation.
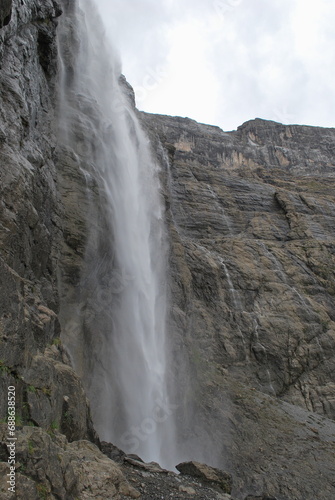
[0,0,12,29]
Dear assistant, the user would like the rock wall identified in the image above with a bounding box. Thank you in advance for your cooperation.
[0,0,96,442]
[141,112,335,417]
[140,112,335,498]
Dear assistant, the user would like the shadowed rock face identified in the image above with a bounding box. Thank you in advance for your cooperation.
[0,0,12,28]
[0,0,96,444]
[140,112,335,499]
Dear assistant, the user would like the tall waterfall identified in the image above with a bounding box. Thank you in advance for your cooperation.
[57,0,176,468]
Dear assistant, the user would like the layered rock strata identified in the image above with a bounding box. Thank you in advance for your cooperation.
[140,112,335,498]
[141,112,335,419]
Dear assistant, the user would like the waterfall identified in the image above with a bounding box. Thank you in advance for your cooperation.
[57,0,176,468]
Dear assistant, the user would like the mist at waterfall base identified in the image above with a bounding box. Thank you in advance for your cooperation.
[56,0,181,470]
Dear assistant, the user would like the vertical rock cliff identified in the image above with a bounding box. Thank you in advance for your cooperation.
[0,1,335,499]
[141,113,335,416]
[139,113,335,498]
[0,0,96,441]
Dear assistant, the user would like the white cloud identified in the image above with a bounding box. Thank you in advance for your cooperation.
[93,0,335,130]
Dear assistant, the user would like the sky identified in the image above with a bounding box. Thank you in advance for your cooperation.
[93,0,335,131]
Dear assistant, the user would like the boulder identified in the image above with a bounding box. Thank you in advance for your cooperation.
[176,461,233,494]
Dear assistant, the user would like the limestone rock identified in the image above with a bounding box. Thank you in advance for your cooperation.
[141,111,335,419]
[124,456,168,473]
[141,111,335,499]
[0,425,138,499]
[179,485,197,494]
[101,441,127,464]
[67,440,141,499]
[176,461,233,494]
[23,345,97,442]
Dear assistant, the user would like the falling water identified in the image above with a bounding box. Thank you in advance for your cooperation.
[57,0,176,468]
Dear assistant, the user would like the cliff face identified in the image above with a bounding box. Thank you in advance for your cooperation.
[142,113,335,417]
[0,0,96,449]
[0,1,335,499]
[140,113,335,498]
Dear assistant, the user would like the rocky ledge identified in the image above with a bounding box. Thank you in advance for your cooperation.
[0,425,277,500]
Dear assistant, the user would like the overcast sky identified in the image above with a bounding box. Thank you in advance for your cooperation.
[93,0,335,131]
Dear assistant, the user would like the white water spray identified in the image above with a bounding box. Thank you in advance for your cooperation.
[57,0,176,468]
